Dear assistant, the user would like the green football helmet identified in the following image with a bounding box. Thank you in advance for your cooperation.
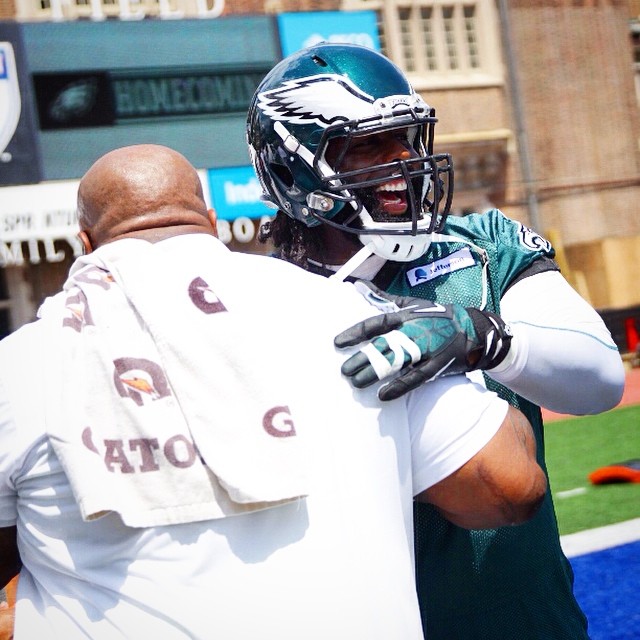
[246,42,454,261]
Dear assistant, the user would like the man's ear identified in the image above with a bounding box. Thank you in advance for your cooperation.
[208,208,218,237]
[78,230,93,255]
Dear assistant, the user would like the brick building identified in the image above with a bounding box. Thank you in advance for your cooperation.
[260,1,640,309]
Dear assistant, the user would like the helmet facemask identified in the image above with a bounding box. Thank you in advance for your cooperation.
[305,106,453,261]
[247,44,454,263]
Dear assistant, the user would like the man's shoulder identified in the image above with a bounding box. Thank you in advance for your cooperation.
[0,319,48,443]
[0,320,47,393]
[0,319,44,356]
[443,210,554,256]
[228,253,379,327]
[378,210,554,300]
[443,209,515,242]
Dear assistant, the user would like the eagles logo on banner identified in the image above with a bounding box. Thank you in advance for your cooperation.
[0,42,21,163]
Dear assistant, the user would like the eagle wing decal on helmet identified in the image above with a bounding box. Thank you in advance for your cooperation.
[256,74,375,128]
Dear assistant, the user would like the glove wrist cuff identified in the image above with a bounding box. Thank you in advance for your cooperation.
[466,308,512,370]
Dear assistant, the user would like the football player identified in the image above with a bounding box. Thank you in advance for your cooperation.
[247,42,625,640]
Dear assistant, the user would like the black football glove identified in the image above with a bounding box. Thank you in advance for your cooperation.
[335,281,512,401]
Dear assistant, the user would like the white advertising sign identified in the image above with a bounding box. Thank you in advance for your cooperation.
[0,169,267,267]
[0,180,82,266]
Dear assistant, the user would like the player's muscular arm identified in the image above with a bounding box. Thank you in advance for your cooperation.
[416,406,546,529]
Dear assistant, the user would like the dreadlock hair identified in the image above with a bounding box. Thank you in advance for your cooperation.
[258,211,326,268]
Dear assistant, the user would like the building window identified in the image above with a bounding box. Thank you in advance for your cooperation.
[16,0,223,21]
[342,0,503,89]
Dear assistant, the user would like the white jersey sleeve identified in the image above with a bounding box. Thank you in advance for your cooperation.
[487,270,625,414]
[0,321,50,529]
[0,378,19,528]
[406,375,508,496]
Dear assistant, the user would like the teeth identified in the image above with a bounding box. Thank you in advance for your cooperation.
[376,180,407,192]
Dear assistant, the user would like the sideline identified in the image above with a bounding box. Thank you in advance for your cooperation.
[560,517,640,558]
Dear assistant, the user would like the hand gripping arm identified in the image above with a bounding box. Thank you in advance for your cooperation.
[335,281,512,401]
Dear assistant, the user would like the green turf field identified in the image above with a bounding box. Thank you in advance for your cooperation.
[545,404,640,536]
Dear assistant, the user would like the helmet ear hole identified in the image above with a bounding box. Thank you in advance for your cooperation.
[270,163,294,189]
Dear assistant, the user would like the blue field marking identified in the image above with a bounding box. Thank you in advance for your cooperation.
[562,519,640,640]
[572,540,640,640]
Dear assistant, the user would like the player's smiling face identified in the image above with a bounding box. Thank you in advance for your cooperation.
[324,128,418,223]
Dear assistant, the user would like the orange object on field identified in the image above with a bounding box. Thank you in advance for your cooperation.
[588,459,640,484]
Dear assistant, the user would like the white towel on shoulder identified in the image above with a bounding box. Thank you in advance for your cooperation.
[41,235,308,527]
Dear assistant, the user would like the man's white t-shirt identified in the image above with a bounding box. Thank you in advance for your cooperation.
[0,235,507,639]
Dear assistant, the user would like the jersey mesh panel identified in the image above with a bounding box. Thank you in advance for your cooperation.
[380,212,589,640]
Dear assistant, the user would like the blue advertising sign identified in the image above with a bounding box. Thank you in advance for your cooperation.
[207,165,273,221]
[277,11,380,57]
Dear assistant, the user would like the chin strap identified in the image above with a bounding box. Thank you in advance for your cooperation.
[329,233,490,312]
[330,243,376,282]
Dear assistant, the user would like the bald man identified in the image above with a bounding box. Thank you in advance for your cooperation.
[0,145,545,639]
[76,143,215,248]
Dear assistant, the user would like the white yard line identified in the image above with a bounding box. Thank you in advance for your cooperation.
[561,517,640,558]
[555,487,587,499]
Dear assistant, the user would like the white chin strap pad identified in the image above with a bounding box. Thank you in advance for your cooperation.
[364,233,433,262]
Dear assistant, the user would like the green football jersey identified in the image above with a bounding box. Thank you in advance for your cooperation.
[373,210,590,640]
